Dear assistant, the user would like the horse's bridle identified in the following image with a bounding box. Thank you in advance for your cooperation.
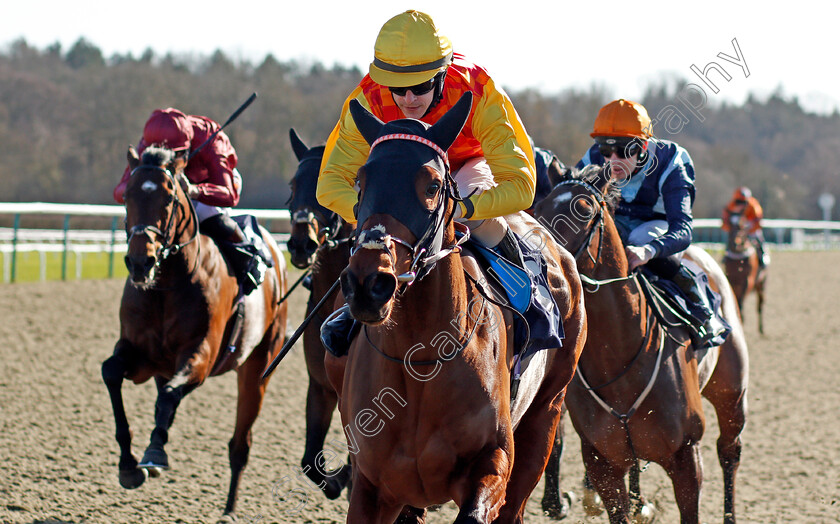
[125,165,199,266]
[291,207,349,248]
[352,134,470,291]
[553,178,635,292]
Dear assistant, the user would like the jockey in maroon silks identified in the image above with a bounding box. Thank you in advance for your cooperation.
[114,108,263,294]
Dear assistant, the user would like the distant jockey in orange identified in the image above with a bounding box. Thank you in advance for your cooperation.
[722,186,769,267]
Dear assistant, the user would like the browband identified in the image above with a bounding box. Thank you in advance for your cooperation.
[370,133,449,168]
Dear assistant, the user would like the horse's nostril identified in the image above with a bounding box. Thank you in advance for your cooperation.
[367,273,397,303]
[144,256,156,272]
[305,239,319,255]
[340,269,357,300]
[124,255,133,272]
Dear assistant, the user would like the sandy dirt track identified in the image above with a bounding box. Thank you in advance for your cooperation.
[1,251,839,523]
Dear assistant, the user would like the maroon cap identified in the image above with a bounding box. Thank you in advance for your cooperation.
[142,108,193,151]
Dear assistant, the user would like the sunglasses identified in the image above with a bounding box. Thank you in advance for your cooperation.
[388,76,437,97]
[598,141,643,159]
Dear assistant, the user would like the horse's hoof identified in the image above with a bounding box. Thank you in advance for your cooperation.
[216,512,237,523]
[542,490,575,520]
[118,467,148,489]
[582,487,604,517]
[139,447,169,470]
[631,501,656,524]
[322,464,352,500]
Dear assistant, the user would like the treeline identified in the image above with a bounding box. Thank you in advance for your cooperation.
[1,37,838,220]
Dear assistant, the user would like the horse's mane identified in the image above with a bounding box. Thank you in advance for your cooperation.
[140,146,176,166]
[564,163,621,211]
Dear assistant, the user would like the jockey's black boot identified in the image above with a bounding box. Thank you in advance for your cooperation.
[494,227,526,270]
[200,214,265,295]
[320,304,360,357]
[670,265,720,348]
[755,237,770,268]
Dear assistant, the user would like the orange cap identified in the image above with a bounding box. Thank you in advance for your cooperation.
[733,186,752,201]
[591,99,652,139]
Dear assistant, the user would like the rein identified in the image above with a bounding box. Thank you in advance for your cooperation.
[362,295,485,366]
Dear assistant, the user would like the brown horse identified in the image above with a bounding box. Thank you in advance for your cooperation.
[101,146,288,521]
[285,128,354,498]
[723,214,766,334]
[534,165,749,524]
[324,94,586,523]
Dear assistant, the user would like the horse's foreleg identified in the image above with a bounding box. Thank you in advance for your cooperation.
[141,376,197,470]
[221,346,276,518]
[394,505,427,523]
[301,375,350,499]
[705,383,746,524]
[497,398,568,523]
[661,442,702,524]
[101,347,147,489]
[756,280,765,335]
[346,470,402,524]
[580,439,631,524]
[541,412,573,520]
[453,445,511,523]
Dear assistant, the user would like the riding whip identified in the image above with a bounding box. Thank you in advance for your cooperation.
[189,92,258,160]
[262,277,341,381]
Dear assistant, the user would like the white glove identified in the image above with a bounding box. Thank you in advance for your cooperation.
[625,244,656,270]
[453,202,464,220]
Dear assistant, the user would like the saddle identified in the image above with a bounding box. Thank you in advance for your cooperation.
[459,230,565,361]
[225,215,274,295]
[637,262,731,349]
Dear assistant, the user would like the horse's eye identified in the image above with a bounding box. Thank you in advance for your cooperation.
[426,182,441,197]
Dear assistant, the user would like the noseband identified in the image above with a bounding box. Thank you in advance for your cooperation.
[291,207,347,247]
[125,164,199,265]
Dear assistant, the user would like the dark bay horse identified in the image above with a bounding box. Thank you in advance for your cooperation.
[101,146,288,521]
[324,93,586,523]
[285,128,354,498]
[723,214,766,334]
[534,166,749,523]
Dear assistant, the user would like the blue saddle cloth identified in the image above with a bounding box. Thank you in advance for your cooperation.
[463,231,564,359]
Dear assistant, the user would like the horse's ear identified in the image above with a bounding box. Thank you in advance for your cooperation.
[289,128,309,161]
[349,99,385,146]
[586,164,613,194]
[429,92,472,152]
[547,158,569,187]
[127,145,139,171]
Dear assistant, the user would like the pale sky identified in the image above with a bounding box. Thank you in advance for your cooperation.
[4,0,837,115]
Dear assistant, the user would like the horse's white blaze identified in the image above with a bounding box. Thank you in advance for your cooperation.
[510,349,550,429]
[552,191,573,204]
[141,181,158,192]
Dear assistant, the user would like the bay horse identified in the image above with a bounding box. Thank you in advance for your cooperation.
[533,165,749,523]
[285,128,354,498]
[723,214,766,334]
[324,93,586,523]
[101,145,288,521]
